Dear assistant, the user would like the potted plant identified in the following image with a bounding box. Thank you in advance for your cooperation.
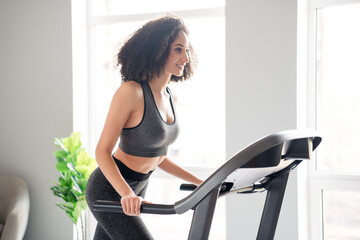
[50,132,96,240]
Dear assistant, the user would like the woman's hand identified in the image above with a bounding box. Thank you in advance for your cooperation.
[158,157,203,187]
[121,194,143,216]
[195,179,203,186]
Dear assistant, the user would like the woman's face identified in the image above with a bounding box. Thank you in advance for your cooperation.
[164,31,190,77]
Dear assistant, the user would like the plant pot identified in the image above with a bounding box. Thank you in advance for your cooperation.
[74,210,87,240]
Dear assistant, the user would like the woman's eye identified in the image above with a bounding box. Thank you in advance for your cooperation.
[175,48,182,53]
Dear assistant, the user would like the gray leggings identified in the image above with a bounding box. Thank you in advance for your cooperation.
[86,157,154,240]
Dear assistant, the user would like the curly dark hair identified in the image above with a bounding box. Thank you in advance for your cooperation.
[116,15,197,83]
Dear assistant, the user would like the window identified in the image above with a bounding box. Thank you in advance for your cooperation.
[301,1,360,239]
[92,15,226,169]
[73,1,226,239]
[92,0,224,16]
[322,190,360,239]
[315,4,360,174]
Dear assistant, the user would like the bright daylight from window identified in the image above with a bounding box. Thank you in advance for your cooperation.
[315,4,360,239]
[90,0,225,239]
[94,17,225,169]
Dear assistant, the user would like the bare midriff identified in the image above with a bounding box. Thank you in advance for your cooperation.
[113,147,166,174]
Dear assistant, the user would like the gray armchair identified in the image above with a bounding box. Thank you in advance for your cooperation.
[0,176,30,240]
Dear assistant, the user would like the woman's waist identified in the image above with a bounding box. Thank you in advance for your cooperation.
[113,148,165,176]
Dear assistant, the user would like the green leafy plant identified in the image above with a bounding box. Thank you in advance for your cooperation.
[50,132,96,224]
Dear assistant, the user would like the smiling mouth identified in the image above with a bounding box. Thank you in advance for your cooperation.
[176,64,184,70]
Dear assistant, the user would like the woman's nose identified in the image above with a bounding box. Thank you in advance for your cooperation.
[182,51,189,63]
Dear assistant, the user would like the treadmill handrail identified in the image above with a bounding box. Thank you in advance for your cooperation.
[93,200,176,214]
[174,129,321,214]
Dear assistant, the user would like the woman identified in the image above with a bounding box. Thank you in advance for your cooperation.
[86,15,203,240]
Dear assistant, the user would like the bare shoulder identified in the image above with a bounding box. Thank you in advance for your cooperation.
[115,81,142,99]
[112,81,143,111]
[120,80,142,91]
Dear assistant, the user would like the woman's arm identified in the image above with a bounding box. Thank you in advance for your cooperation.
[158,157,203,186]
[95,81,144,216]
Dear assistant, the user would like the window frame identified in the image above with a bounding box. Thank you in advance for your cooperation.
[90,7,225,174]
[72,2,226,239]
[298,0,360,239]
[73,1,225,165]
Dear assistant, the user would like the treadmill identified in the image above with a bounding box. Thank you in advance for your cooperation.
[93,129,322,240]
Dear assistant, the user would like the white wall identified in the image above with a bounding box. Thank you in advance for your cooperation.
[0,0,73,239]
[225,0,298,239]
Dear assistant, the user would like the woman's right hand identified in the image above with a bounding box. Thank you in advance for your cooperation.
[121,194,143,216]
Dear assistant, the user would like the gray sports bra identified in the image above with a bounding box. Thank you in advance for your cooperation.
[119,81,180,157]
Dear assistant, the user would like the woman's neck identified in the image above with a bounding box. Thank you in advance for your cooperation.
[149,74,171,94]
